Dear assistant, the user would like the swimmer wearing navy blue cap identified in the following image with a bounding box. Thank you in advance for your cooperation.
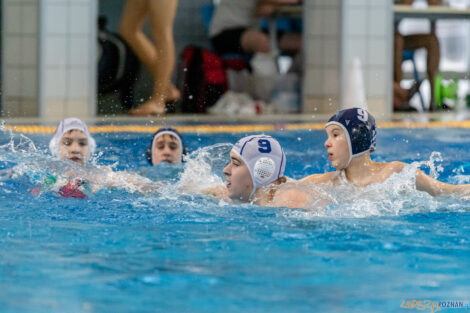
[301,107,470,196]
[204,135,313,208]
[146,127,186,165]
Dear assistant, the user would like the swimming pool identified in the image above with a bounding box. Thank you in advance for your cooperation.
[0,126,469,312]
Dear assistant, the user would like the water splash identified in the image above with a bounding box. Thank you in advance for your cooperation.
[176,143,231,193]
[283,152,455,219]
[413,151,443,179]
[0,131,154,195]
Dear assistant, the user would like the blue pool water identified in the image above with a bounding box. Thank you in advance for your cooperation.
[0,127,469,313]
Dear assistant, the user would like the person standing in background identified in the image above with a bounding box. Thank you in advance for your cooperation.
[120,0,180,116]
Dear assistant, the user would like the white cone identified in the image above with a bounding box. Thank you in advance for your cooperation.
[342,57,367,109]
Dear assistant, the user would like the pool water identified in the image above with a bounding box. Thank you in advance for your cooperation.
[0,127,469,313]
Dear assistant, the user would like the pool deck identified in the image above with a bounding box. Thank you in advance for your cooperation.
[3,110,470,125]
[3,110,470,133]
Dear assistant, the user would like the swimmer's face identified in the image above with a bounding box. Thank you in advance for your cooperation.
[325,125,350,169]
[59,130,89,164]
[223,151,254,201]
[152,134,182,165]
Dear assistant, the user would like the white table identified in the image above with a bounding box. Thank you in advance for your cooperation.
[394,4,470,32]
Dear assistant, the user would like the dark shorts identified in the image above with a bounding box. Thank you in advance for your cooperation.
[210,27,247,55]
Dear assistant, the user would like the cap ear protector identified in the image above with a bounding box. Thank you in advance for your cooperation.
[231,135,286,197]
[253,157,276,186]
[146,128,187,165]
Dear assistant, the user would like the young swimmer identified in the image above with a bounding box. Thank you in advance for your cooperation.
[49,117,96,165]
[34,118,156,198]
[300,107,470,196]
[146,127,185,165]
[30,118,96,198]
[204,135,313,208]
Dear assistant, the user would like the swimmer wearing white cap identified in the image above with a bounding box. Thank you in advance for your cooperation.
[205,135,312,208]
[301,108,470,196]
[45,118,157,198]
[49,117,96,165]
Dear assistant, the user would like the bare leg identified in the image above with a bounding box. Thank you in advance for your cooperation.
[404,34,440,110]
[120,0,179,116]
[120,0,156,73]
[394,32,404,83]
[147,0,179,106]
[394,82,408,109]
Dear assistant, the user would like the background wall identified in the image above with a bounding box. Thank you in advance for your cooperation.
[2,0,39,117]
[303,0,393,118]
[1,0,97,118]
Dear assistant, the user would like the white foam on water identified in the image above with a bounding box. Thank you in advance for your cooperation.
[0,129,156,195]
[281,152,468,219]
[176,143,231,193]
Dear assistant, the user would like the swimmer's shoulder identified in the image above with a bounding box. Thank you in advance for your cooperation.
[373,161,408,181]
[299,171,336,184]
[380,161,407,174]
[270,187,310,209]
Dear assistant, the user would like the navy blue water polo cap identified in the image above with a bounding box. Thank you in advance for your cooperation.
[146,127,186,164]
[325,108,376,165]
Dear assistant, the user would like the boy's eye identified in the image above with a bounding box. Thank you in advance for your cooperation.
[63,139,71,146]
[169,143,178,150]
[79,141,87,147]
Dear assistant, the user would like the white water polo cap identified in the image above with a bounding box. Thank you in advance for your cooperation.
[325,107,376,167]
[231,135,286,195]
[49,118,96,159]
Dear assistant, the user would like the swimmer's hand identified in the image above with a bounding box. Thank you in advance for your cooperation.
[201,185,230,201]
[103,171,162,194]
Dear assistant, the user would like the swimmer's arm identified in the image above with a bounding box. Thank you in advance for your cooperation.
[201,185,230,200]
[111,171,163,193]
[84,170,162,194]
[298,172,334,184]
[415,169,470,196]
[269,188,310,208]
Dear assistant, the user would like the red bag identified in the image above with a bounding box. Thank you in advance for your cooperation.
[177,46,228,113]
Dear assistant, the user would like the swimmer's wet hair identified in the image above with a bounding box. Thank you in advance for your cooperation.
[146,127,188,164]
